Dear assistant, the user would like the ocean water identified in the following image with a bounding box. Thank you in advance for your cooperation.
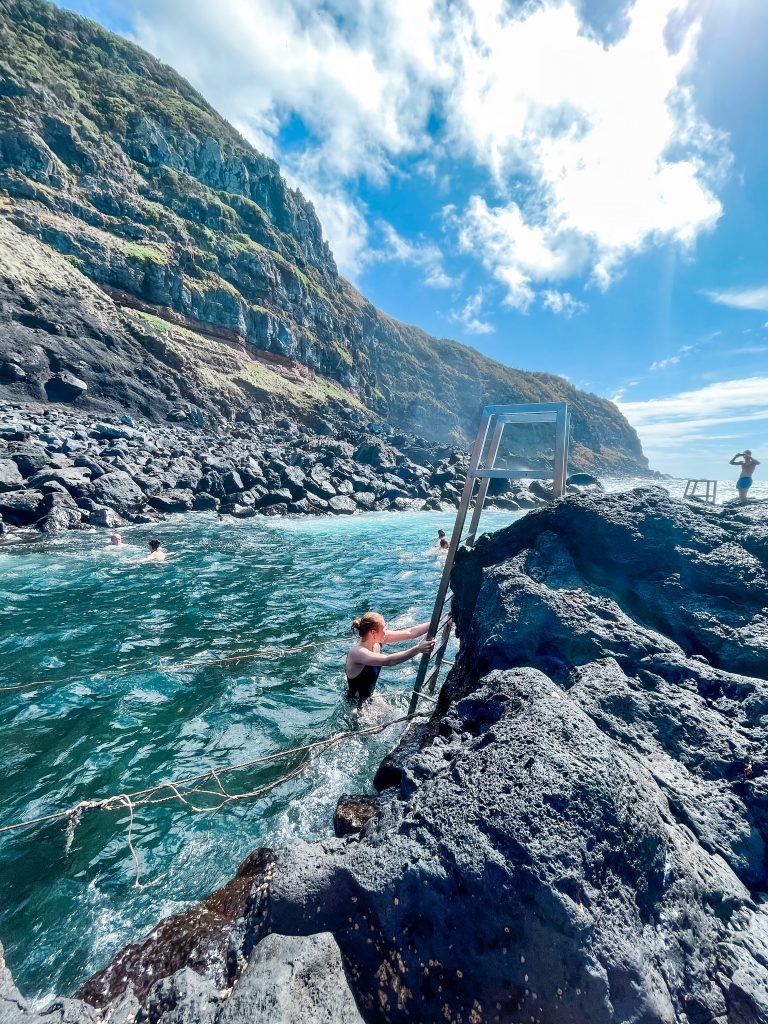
[0,508,519,1001]
[1,475,764,1001]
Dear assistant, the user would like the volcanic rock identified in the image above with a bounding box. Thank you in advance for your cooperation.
[0,489,44,525]
[149,489,195,513]
[90,471,145,515]
[0,459,24,492]
[43,371,87,403]
[5,490,768,1024]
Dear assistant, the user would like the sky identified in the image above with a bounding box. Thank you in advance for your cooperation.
[59,0,768,477]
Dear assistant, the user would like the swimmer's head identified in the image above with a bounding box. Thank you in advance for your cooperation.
[744,449,752,456]
[148,539,161,551]
[437,529,446,538]
[351,611,385,638]
[110,533,122,545]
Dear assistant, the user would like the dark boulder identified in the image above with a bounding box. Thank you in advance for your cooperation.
[0,459,24,492]
[91,471,145,515]
[567,472,603,488]
[192,492,220,512]
[38,505,83,533]
[281,465,307,499]
[528,479,554,500]
[287,499,313,515]
[89,506,126,528]
[0,489,44,525]
[327,495,356,514]
[221,470,244,494]
[354,439,395,468]
[91,422,142,441]
[0,360,26,382]
[255,489,293,509]
[8,447,48,478]
[197,472,226,499]
[27,467,91,493]
[333,794,379,837]
[73,455,107,479]
[149,489,195,513]
[39,490,79,513]
[44,371,87,403]
[352,491,376,510]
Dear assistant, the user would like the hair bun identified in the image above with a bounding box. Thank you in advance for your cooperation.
[351,618,361,633]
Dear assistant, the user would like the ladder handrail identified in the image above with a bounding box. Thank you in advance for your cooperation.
[407,411,492,713]
[407,402,570,715]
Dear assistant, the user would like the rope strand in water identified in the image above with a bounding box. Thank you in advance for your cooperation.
[0,710,429,837]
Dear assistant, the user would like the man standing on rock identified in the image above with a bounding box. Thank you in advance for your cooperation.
[729,450,760,502]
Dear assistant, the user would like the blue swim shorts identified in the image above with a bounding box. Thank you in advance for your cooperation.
[737,476,752,490]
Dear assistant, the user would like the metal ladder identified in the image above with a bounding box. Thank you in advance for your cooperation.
[408,402,570,714]
[683,478,718,504]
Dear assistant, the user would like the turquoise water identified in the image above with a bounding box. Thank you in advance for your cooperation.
[2,473,763,1001]
[0,509,519,1001]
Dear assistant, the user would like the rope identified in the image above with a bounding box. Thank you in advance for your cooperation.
[0,710,429,837]
[0,638,350,694]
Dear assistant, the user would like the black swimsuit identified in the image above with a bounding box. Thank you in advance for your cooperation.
[346,663,381,700]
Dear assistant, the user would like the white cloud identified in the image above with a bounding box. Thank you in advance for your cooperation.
[377,223,458,289]
[541,290,588,317]
[449,0,725,304]
[450,290,495,335]
[705,285,768,311]
[728,345,768,356]
[619,376,768,422]
[649,354,681,370]
[127,0,728,303]
[617,377,768,453]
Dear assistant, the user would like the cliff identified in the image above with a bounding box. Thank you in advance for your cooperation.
[0,0,647,473]
[3,490,766,1022]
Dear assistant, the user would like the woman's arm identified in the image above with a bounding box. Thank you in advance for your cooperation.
[383,621,430,643]
[348,638,434,668]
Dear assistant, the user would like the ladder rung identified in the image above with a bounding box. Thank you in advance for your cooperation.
[412,689,439,704]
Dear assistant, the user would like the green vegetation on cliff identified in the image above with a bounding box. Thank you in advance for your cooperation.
[0,0,647,470]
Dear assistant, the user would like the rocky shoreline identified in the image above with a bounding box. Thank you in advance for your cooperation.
[2,488,766,1023]
[0,401,555,541]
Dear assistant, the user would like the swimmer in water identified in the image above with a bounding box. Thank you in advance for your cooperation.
[345,612,434,700]
[106,533,123,549]
[145,539,168,562]
[130,539,170,563]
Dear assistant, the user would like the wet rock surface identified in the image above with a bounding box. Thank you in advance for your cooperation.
[3,489,767,1023]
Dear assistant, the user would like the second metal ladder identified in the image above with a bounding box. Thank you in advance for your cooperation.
[408,402,570,714]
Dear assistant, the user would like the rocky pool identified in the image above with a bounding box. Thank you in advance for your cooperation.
[0,508,519,1000]
[2,476,765,1001]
